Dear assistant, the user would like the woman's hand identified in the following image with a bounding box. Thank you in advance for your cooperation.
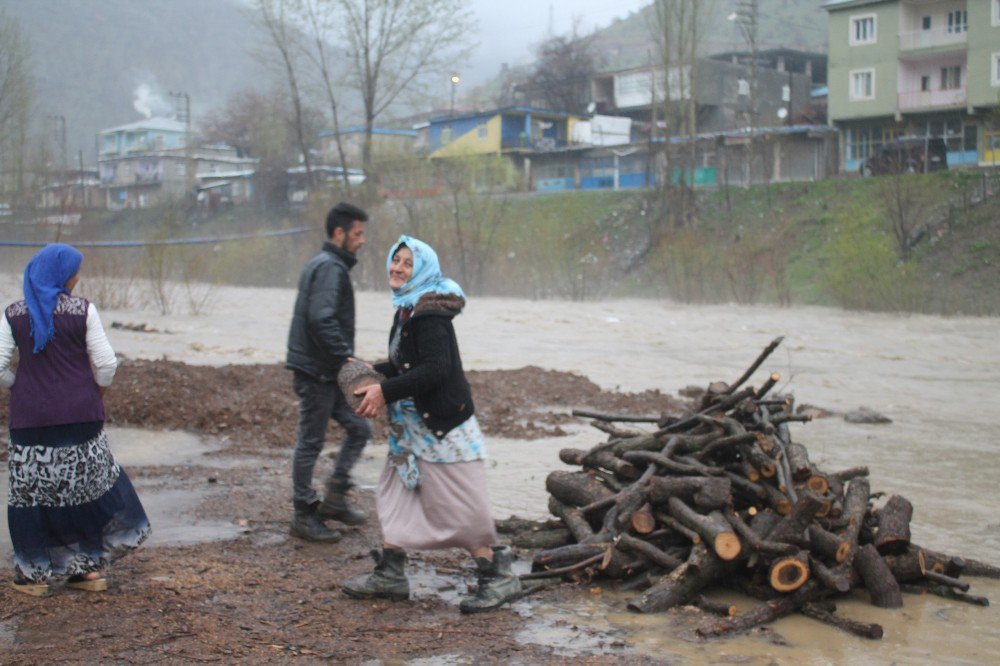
[355,383,386,418]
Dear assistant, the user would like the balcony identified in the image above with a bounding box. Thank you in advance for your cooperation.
[898,86,966,111]
[899,26,966,51]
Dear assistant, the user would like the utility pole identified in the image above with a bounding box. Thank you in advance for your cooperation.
[47,114,68,212]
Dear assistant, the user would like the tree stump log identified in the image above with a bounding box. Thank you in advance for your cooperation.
[616,533,684,571]
[546,470,615,508]
[769,550,811,593]
[874,494,914,556]
[648,476,732,511]
[667,497,742,561]
[854,544,903,608]
[627,543,731,614]
[559,447,640,480]
[807,524,852,564]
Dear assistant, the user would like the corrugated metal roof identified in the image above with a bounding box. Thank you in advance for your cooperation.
[100,117,186,134]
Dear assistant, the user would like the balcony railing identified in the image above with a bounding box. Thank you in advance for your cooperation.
[898,86,966,110]
[899,27,967,51]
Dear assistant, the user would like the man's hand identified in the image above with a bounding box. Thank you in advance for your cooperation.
[355,383,386,418]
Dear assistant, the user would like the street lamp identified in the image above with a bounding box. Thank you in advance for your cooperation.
[450,73,460,117]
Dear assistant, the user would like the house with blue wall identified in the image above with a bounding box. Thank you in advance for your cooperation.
[427,106,581,158]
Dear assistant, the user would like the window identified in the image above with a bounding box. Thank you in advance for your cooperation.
[850,69,875,100]
[174,160,185,176]
[921,15,931,30]
[850,14,876,45]
[921,75,931,91]
[477,121,488,139]
[737,78,750,96]
[994,53,1000,86]
[947,10,967,34]
[994,0,1000,26]
[941,65,962,90]
[781,84,791,102]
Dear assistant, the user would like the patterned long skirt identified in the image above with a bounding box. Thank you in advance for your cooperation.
[7,421,151,583]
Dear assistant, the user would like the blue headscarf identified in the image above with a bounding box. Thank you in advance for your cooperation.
[23,243,84,353]
[387,235,465,309]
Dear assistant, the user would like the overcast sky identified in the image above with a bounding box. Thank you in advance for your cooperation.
[463,0,651,86]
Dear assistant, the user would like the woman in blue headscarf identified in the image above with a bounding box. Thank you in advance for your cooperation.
[1,244,150,596]
[344,235,521,613]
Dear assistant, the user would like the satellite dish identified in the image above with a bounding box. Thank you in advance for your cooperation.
[777,107,788,119]
[586,102,597,114]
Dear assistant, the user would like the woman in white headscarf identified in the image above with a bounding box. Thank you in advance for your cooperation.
[344,235,521,613]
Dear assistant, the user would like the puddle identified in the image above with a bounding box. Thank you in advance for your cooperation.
[1,427,248,563]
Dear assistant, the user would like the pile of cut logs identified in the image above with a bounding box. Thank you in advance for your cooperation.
[505,337,998,639]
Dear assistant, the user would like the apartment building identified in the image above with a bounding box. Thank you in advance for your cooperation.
[825,0,1000,172]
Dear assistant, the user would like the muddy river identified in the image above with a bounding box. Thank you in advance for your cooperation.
[2,281,999,663]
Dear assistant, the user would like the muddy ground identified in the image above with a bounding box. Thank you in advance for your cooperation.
[0,360,688,665]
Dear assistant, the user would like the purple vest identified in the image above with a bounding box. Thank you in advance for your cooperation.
[5,295,105,429]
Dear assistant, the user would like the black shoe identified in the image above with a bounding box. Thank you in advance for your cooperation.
[342,549,410,600]
[317,482,366,526]
[459,546,522,613]
[290,500,342,542]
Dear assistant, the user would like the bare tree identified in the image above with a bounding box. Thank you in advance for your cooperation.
[254,0,314,185]
[0,10,34,209]
[333,0,475,201]
[878,170,931,262]
[525,30,598,113]
[650,0,715,230]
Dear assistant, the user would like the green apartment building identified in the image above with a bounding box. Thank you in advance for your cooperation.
[825,0,1000,171]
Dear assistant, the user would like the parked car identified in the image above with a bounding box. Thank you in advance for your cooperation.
[859,137,947,176]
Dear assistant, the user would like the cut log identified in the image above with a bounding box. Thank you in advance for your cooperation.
[766,491,826,546]
[647,476,732,511]
[900,584,990,607]
[737,443,777,479]
[800,604,883,640]
[830,466,870,482]
[630,503,657,534]
[921,570,970,593]
[532,542,610,571]
[559,447,640,480]
[546,470,615,508]
[724,336,784,395]
[667,498,742,561]
[840,478,871,551]
[627,544,731,614]
[693,595,737,617]
[547,497,596,543]
[785,442,813,481]
[769,550,811,593]
[696,581,823,638]
[754,372,782,399]
[854,544,903,608]
[809,555,852,593]
[807,525,852,564]
[571,409,660,423]
[511,527,572,549]
[874,495,914,556]
[723,510,797,557]
[616,533,684,571]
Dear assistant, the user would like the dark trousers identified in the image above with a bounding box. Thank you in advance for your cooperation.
[291,371,372,505]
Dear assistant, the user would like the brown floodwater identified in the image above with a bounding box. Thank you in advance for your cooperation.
[2,281,998,662]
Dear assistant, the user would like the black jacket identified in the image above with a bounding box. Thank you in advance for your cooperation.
[373,293,475,438]
[285,242,357,382]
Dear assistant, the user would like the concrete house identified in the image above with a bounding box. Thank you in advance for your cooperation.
[426,107,581,159]
[98,117,257,209]
[824,0,1000,171]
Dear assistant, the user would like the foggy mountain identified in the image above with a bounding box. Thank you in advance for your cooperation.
[1,0,271,160]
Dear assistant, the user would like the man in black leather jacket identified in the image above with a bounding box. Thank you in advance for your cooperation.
[285,202,372,542]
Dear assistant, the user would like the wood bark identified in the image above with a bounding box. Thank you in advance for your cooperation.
[874,494,914,555]
[627,544,730,614]
[854,544,903,608]
[667,497,742,561]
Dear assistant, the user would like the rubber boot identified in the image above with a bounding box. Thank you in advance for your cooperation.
[317,480,366,525]
[342,548,410,600]
[289,500,342,542]
[459,546,522,613]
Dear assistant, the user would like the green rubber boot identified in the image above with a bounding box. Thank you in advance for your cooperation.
[289,500,342,543]
[459,546,522,613]
[342,548,410,601]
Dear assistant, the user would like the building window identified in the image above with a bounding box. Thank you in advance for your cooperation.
[850,14,876,45]
[850,69,875,100]
[941,65,962,90]
[946,10,967,34]
[921,15,931,30]
[737,78,750,96]
[993,53,1000,86]
[994,0,1000,26]
[174,161,185,176]
[477,121,488,139]
[921,75,931,91]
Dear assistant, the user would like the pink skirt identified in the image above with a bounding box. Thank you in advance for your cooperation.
[376,459,499,551]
